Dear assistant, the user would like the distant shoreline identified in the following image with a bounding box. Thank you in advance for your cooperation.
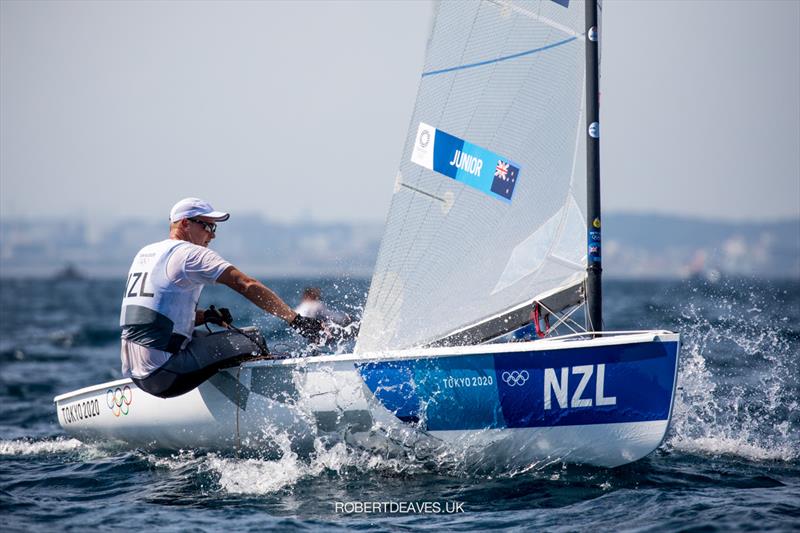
[1,213,798,280]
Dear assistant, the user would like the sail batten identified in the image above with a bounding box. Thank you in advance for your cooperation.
[356,0,588,354]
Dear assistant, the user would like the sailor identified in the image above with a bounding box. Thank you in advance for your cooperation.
[295,287,352,326]
[295,287,360,345]
[119,197,324,398]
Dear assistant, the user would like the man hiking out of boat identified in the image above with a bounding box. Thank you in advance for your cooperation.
[119,197,324,398]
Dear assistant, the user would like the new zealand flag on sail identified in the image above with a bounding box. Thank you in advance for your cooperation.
[490,160,520,200]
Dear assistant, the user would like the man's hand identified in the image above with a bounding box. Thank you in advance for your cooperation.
[204,306,233,326]
[290,314,324,343]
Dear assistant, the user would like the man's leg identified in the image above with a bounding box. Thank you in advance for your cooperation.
[133,330,263,398]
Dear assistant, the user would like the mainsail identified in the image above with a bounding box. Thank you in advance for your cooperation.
[357,0,590,353]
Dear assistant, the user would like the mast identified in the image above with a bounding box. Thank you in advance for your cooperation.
[585,0,602,332]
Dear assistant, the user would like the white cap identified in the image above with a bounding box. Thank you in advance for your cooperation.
[169,197,230,223]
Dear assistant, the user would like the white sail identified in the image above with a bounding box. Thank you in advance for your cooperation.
[357,0,588,353]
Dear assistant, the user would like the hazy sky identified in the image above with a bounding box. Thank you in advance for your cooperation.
[1,0,798,224]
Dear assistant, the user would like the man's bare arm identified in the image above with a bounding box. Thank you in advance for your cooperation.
[217,266,297,323]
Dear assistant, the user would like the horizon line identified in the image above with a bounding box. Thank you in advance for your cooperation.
[0,211,798,226]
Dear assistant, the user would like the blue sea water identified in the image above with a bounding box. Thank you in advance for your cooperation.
[0,277,798,531]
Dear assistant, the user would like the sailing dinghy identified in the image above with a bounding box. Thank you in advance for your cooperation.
[55,0,679,468]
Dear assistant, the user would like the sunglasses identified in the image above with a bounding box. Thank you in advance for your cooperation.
[188,218,217,234]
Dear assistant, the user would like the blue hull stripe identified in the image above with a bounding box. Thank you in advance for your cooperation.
[358,341,678,431]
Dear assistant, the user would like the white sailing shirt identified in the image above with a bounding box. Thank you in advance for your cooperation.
[119,239,231,378]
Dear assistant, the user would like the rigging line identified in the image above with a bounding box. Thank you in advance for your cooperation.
[539,301,584,335]
[422,35,578,78]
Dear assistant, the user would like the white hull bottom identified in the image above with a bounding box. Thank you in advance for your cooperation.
[54,332,679,468]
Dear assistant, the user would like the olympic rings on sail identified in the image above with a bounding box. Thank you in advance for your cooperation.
[501,370,530,387]
[106,385,133,417]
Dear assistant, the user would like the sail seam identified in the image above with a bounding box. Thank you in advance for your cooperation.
[422,36,578,78]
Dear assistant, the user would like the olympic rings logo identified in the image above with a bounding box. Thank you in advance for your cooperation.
[106,385,133,417]
[501,370,530,387]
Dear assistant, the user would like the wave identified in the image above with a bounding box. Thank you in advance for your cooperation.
[142,429,421,496]
[669,435,796,462]
[0,437,131,463]
[0,437,85,456]
[665,284,799,463]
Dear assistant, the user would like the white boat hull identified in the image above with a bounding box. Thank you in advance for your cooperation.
[55,331,679,468]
